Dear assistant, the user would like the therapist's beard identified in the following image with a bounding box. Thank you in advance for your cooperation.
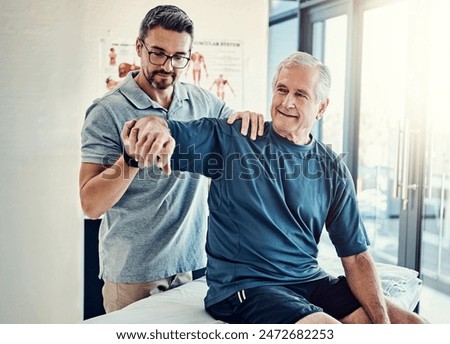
[147,70,177,90]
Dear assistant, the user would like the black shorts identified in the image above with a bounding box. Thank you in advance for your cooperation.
[206,275,361,324]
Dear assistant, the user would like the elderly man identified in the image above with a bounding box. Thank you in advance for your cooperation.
[124,51,427,324]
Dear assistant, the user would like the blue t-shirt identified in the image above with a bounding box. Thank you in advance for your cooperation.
[168,118,369,308]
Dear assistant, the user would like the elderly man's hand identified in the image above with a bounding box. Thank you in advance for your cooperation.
[120,116,174,174]
[227,111,265,140]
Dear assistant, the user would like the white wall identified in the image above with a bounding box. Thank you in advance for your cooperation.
[0,0,268,323]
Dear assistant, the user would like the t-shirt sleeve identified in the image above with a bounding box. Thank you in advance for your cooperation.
[216,100,234,119]
[201,87,234,119]
[81,103,122,166]
[168,118,231,178]
[325,164,370,257]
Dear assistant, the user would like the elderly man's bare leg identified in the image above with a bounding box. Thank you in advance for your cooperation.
[296,312,341,324]
[339,300,428,324]
[386,299,428,324]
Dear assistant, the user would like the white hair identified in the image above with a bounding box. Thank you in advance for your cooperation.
[272,51,331,101]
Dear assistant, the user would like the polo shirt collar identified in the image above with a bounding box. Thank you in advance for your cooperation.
[119,71,189,110]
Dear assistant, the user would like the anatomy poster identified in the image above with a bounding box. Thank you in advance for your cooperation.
[99,38,243,109]
[181,40,243,109]
[99,38,139,94]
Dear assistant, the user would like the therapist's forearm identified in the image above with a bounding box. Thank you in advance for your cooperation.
[79,158,139,219]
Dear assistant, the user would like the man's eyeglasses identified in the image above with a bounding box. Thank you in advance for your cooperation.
[140,39,190,69]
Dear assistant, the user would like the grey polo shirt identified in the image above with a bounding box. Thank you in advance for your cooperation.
[81,71,233,283]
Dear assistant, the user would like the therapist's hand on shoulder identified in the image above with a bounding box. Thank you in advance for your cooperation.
[227,111,265,140]
[121,116,174,174]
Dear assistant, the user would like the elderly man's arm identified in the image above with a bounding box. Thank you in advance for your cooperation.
[125,111,264,173]
[340,250,390,324]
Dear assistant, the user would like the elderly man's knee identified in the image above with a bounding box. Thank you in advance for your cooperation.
[386,300,428,324]
[296,312,341,324]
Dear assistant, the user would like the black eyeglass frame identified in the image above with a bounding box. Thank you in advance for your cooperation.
[139,39,191,69]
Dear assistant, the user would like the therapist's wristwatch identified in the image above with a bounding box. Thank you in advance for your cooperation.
[123,150,139,168]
